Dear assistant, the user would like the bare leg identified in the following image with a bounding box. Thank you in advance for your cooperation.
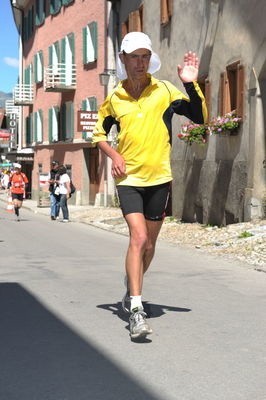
[124,213,164,296]
[143,219,163,274]
[13,198,22,215]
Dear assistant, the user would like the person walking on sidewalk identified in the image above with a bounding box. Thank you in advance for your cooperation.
[92,32,208,340]
[8,163,28,221]
[56,165,71,222]
[48,160,60,220]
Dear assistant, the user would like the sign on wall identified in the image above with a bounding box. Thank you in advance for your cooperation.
[77,110,98,134]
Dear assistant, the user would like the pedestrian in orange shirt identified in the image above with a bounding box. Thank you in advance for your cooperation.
[8,163,28,221]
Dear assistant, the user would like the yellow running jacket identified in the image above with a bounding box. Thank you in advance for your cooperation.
[93,75,207,186]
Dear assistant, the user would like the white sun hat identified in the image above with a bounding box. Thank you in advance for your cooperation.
[117,32,161,80]
[13,163,22,169]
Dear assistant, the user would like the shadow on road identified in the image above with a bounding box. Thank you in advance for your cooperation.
[0,283,161,400]
[97,301,191,322]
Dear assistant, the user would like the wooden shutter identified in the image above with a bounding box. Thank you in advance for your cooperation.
[129,10,142,32]
[121,22,128,38]
[161,0,172,25]
[204,78,211,122]
[219,71,230,115]
[237,64,244,118]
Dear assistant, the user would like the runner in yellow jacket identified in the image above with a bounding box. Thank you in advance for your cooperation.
[92,31,208,341]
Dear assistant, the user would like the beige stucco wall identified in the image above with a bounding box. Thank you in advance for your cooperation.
[140,0,266,224]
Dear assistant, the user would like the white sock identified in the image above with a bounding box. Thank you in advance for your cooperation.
[130,295,143,312]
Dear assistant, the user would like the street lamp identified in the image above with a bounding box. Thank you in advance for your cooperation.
[99,69,116,86]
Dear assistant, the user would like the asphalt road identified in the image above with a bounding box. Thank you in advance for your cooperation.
[1,203,266,400]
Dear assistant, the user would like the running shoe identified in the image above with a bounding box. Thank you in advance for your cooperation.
[122,276,130,313]
[129,309,153,340]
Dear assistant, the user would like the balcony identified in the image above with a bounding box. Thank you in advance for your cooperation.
[44,63,77,92]
[5,100,20,116]
[13,84,34,105]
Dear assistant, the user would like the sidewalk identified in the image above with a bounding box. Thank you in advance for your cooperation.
[1,190,265,271]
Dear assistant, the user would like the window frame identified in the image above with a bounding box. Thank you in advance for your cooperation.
[219,61,244,118]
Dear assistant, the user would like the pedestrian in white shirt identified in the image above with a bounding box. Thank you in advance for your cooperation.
[56,165,71,222]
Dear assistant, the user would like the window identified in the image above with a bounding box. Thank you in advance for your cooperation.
[48,106,60,142]
[34,110,43,143]
[82,21,98,64]
[35,0,45,26]
[81,96,97,140]
[122,6,143,36]
[34,51,43,83]
[219,61,244,117]
[160,0,173,26]
[61,102,74,141]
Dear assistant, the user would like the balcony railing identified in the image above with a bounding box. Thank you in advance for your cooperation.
[5,99,20,115]
[13,84,34,105]
[44,63,77,92]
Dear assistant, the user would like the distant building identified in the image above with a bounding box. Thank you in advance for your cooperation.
[10,0,116,205]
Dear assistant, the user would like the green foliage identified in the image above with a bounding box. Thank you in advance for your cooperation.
[238,231,254,239]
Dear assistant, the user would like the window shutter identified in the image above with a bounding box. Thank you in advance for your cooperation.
[61,37,66,64]
[84,21,98,64]
[34,51,43,83]
[50,0,61,15]
[237,64,244,118]
[89,97,97,111]
[38,110,43,142]
[70,102,74,139]
[48,108,53,142]
[168,0,173,17]
[68,32,75,63]
[62,0,74,5]
[61,103,66,140]
[34,54,37,83]
[48,45,53,65]
[35,0,45,26]
[34,112,37,142]
[81,100,86,111]
[121,22,128,38]
[219,72,230,115]
[161,0,169,25]
[129,10,141,32]
[204,78,211,122]
[24,65,32,85]
[161,0,173,25]
[49,107,60,142]
[82,27,87,64]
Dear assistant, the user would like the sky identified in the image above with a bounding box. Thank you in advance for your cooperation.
[0,0,19,94]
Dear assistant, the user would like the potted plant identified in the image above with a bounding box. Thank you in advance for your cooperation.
[209,110,242,136]
[177,123,209,145]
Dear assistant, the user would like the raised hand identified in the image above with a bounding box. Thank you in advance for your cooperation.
[177,51,199,83]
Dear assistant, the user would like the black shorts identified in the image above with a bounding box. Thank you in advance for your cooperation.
[116,182,170,221]
[11,193,24,201]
